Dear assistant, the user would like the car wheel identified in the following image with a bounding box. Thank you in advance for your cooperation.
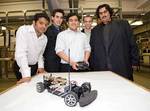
[64,91,78,107]
[36,82,45,93]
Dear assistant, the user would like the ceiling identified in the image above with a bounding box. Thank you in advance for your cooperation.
[0,0,149,15]
[0,0,150,29]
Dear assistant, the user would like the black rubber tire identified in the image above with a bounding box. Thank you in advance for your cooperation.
[36,82,45,93]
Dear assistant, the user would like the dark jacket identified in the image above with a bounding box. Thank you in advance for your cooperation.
[43,24,61,72]
[89,20,139,80]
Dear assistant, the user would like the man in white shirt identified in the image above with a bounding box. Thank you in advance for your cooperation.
[14,12,50,84]
[55,13,91,72]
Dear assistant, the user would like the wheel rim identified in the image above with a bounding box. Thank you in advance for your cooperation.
[36,82,44,93]
[65,94,77,107]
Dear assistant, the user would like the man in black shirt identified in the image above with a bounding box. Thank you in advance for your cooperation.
[43,9,64,72]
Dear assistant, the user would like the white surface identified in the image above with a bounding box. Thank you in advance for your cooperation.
[0,71,150,111]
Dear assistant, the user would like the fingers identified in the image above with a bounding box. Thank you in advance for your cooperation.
[71,62,78,70]
[16,77,31,85]
[84,60,89,66]
[37,68,46,74]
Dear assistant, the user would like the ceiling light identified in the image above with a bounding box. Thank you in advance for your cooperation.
[2,26,6,30]
[131,21,143,26]
[92,22,97,26]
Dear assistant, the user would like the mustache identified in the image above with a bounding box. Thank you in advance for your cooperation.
[102,16,107,19]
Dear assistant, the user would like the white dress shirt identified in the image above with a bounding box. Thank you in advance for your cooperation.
[15,25,47,78]
[55,28,91,64]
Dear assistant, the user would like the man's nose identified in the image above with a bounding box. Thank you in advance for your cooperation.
[43,24,47,28]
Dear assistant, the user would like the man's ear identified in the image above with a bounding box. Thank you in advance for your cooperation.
[33,21,35,25]
[51,16,54,22]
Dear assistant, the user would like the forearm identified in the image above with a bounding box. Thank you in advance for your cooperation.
[38,54,44,68]
[57,51,78,70]
[57,51,75,65]
[84,51,91,62]
[15,56,31,78]
[38,47,46,73]
[38,39,47,68]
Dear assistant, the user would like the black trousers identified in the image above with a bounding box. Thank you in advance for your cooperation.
[44,59,60,72]
[60,63,74,72]
[14,61,38,80]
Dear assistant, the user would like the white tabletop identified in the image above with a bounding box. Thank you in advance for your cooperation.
[0,71,150,111]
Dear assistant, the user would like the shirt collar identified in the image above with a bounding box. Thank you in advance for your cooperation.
[29,24,35,33]
[29,24,45,39]
[67,28,79,33]
[53,24,59,30]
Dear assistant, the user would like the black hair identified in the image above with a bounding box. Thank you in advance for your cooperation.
[96,4,114,18]
[52,9,65,17]
[33,12,50,23]
[66,13,79,22]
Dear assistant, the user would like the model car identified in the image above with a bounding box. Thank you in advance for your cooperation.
[36,74,97,107]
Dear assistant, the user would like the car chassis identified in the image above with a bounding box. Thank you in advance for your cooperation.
[36,73,97,107]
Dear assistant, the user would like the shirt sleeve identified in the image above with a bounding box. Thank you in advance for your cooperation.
[84,34,91,52]
[15,26,31,78]
[55,33,65,54]
[38,38,47,68]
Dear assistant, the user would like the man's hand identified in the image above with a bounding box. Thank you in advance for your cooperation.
[70,61,78,70]
[37,68,45,74]
[17,77,31,84]
[83,60,89,66]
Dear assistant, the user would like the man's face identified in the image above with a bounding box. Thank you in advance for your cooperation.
[34,17,49,34]
[99,7,111,24]
[68,15,79,31]
[52,12,63,26]
[83,17,93,30]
